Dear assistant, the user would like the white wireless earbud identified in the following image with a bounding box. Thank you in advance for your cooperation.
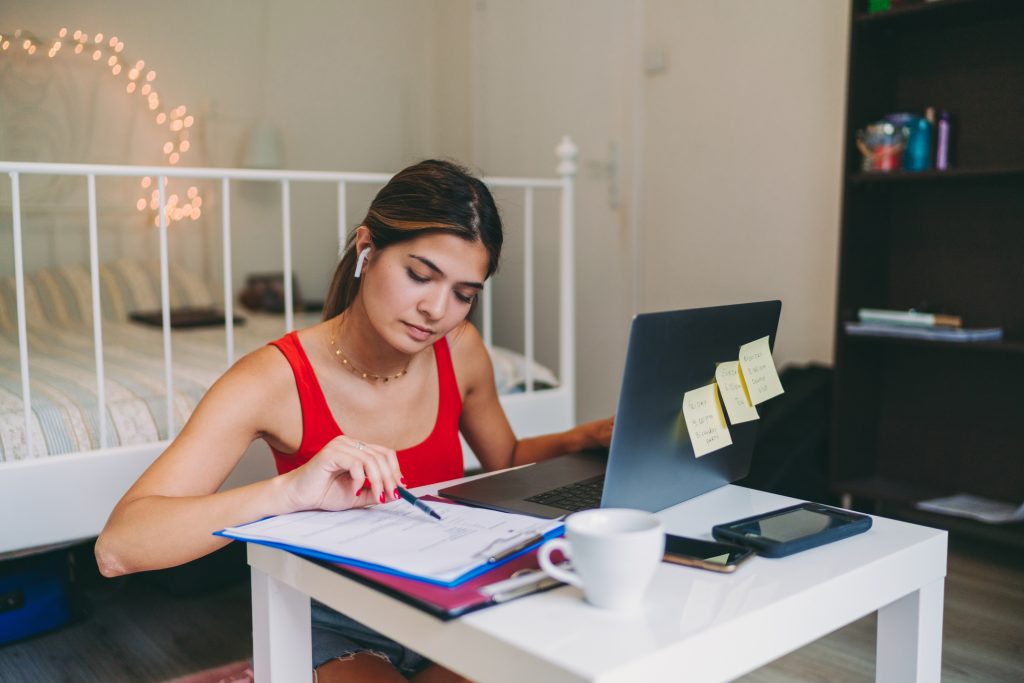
[354,248,370,278]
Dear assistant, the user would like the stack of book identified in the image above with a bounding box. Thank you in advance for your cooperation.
[845,308,1003,342]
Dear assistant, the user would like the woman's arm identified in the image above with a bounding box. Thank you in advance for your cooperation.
[95,347,402,576]
[451,323,613,471]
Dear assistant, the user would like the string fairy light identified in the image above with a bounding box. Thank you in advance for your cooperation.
[0,26,204,226]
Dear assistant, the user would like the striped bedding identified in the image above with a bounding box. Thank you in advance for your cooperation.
[0,261,557,462]
[0,312,317,461]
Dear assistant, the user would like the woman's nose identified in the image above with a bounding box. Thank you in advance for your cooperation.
[418,287,447,320]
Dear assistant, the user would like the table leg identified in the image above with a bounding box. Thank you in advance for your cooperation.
[251,565,312,682]
[875,577,944,683]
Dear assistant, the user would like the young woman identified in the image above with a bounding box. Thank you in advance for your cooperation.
[95,159,612,682]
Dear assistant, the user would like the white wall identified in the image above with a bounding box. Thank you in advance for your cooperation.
[469,0,639,422]
[467,0,849,421]
[0,1,471,299]
[639,0,849,368]
[2,0,849,423]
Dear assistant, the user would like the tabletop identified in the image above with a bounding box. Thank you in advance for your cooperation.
[249,481,947,682]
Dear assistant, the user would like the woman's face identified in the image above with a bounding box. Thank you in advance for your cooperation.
[360,232,490,353]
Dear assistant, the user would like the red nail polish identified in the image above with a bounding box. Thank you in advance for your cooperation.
[360,479,369,490]
[393,488,400,500]
[400,477,407,486]
[379,492,385,504]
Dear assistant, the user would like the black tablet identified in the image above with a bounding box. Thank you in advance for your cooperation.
[712,502,872,558]
[130,307,245,329]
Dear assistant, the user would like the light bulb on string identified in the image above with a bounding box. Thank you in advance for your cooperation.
[4,25,204,224]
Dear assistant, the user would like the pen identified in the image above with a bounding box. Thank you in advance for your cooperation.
[479,562,569,597]
[395,486,442,521]
[487,532,545,563]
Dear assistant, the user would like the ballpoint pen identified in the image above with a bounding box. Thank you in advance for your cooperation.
[395,486,443,521]
[486,532,545,563]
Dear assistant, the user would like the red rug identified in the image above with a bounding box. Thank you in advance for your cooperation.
[166,660,254,683]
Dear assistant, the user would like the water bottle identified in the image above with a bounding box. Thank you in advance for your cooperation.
[903,116,933,171]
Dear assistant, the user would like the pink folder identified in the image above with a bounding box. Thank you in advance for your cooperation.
[322,497,566,619]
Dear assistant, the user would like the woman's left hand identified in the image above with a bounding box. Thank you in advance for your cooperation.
[575,416,614,450]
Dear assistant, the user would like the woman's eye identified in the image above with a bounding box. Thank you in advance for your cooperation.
[406,268,430,283]
[454,291,476,305]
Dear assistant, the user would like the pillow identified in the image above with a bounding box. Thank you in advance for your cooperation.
[0,260,215,333]
[101,259,214,321]
[0,275,45,333]
[489,346,560,394]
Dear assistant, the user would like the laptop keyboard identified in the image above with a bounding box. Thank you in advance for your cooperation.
[524,475,605,512]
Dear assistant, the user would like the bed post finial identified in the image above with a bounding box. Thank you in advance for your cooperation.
[556,136,578,177]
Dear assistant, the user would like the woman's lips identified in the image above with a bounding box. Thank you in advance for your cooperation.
[404,322,433,341]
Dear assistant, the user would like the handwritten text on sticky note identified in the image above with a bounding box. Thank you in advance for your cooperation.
[682,383,733,458]
[738,336,784,405]
[715,361,759,424]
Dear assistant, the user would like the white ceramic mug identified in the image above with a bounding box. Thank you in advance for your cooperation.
[538,508,664,610]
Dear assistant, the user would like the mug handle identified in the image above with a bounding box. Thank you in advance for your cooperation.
[537,539,582,588]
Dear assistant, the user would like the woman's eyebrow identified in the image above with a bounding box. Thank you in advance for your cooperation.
[409,255,483,289]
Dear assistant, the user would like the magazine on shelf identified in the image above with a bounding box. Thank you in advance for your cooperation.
[916,494,1024,524]
[844,321,1003,342]
[857,308,962,328]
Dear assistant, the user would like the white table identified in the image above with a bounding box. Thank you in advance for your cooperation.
[248,483,946,682]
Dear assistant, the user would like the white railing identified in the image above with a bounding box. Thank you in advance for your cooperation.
[1,137,577,457]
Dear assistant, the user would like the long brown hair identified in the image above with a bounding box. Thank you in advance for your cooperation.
[322,159,503,320]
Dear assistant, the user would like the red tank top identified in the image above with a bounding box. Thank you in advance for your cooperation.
[267,331,464,487]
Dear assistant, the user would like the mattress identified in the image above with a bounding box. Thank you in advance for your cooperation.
[0,261,557,461]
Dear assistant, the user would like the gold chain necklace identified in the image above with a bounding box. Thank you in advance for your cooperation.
[328,325,410,384]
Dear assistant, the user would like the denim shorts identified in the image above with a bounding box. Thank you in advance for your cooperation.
[311,599,431,675]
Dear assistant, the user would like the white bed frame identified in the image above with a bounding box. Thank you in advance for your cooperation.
[0,138,578,556]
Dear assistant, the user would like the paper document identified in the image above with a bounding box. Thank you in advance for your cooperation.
[218,500,561,586]
[682,383,732,457]
[738,336,785,405]
[916,494,1024,524]
[715,361,759,425]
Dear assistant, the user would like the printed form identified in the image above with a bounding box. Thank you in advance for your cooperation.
[220,500,560,584]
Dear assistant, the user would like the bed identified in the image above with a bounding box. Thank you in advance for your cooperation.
[0,141,578,555]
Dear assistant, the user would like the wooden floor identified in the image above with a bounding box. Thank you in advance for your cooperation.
[1,538,1021,682]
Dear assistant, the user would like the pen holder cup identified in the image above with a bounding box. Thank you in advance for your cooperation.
[537,509,664,611]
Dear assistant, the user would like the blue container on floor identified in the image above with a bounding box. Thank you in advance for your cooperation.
[0,550,73,645]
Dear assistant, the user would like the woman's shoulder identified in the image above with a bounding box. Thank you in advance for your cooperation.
[214,341,297,399]
[445,321,492,390]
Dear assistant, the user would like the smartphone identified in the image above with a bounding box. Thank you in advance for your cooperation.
[712,502,872,558]
[662,534,754,573]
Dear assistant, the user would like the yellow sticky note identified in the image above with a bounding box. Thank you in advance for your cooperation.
[715,361,759,424]
[738,336,784,405]
[682,383,732,458]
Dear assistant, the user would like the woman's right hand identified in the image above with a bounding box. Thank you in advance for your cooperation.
[281,435,404,513]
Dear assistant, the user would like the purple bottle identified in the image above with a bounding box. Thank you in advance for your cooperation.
[935,111,951,170]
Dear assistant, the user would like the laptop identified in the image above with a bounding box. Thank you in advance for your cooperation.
[438,300,782,518]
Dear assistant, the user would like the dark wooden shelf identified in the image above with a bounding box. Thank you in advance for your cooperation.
[842,332,1024,355]
[834,0,1024,550]
[848,166,1024,184]
[854,0,1023,29]
[834,476,1024,548]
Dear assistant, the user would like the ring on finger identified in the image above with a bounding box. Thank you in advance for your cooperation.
[356,441,365,451]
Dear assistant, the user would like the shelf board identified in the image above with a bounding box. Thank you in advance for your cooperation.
[855,0,1024,29]
[833,476,1024,548]
[848,165,1024,184]
[841,332,1024,354]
